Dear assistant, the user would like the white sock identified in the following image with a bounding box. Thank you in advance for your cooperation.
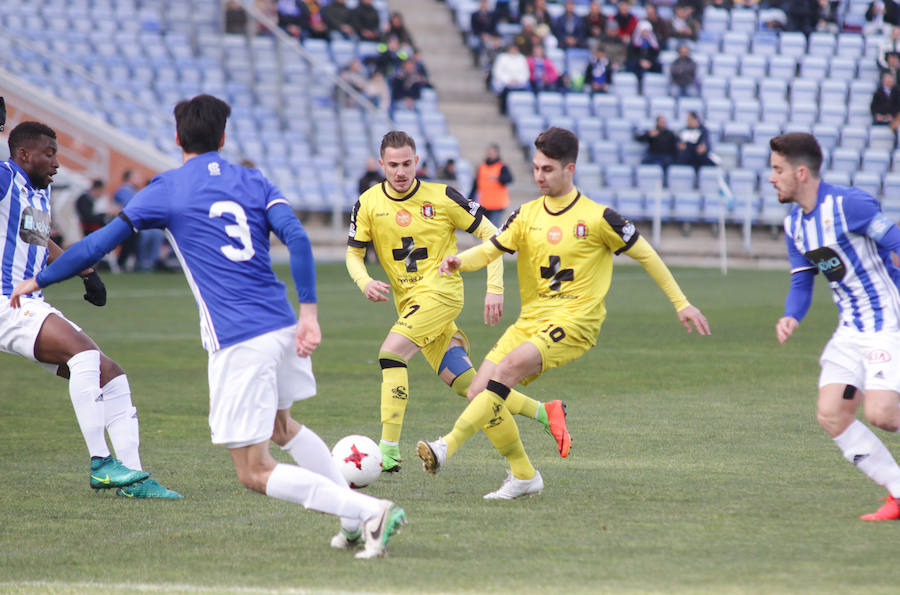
[67,350,109,458]
[834,419,900,497]
[282,426,358,532]
[101,375,141,470]
[264,463,383,522]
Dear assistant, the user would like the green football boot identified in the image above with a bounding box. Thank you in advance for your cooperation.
[116,478,183,499]
[379,441,402,473]
[90,456,150,490]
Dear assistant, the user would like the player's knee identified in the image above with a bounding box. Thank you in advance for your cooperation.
[234,465,266,494]
[865,405,900,432]
[99,357,125,384]
[816,407,853,436]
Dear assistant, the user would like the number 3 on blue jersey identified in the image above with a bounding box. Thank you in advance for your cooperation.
[209,200,255,262]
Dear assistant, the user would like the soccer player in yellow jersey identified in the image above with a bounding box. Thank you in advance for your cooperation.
[418,127,711,499]
[346,131,570,476]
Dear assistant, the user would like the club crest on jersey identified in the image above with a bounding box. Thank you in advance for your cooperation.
[547,226,563,244]
[574,221,588,239]
[422,203,435,219]
[396,209,412,227]
[869,350,892,364]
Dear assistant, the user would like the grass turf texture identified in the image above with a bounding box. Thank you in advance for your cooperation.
[1,261,897,594]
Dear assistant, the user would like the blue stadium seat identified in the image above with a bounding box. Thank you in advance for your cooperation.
[576,162,603,189]
[820,79,847,105]
[703,7,729,34]
[828,56,856,80]
[862,149,891,175]
[616,189,647,220]
[853,171,883,197]
[611,71,638,97]
[637,164,665,193]
[789,101,818,126]
[818,103,847,127]
[739,54,767,80]
[740,144,769,170]
[729,77,757,102]
[667,165,697,193]
[823,170,851,187]
[761,101,789,127]
[789,78,818,104]
[799,54,828,79]
[621,96,648,124]
[778,32,807,58]
[507,91,536,119]
[831,148,861,174]
[711,53,739,77]
[722,121,752,144]
[734,99,761,124]
[730,9,757,34]
[751,31,779,56]
[835,33,864,60]
[812,123,840,151]
[700,76,728,101]
[704,98,732,124]
[642,73,668,97]
[604,118,632,143]
[605,164,634,188]
[577,117,603,143]
[840,125,868,150]
[537,92,565,119]
[565,93,592,119]
[869,127,896,152]
[592,94,620,119]
[649,96,676,122]
[882,172,900,197]
[676,96,704,122]
[622,142,646,167]
[768,55,796,80]
[592,140,621,166]
[722,31,749,55]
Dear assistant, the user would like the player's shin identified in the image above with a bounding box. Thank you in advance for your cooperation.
[101,374,141,470]
[379,351,409,444]
[834,419,900,497]
[67,350,110,458]
[483,410,536,479]
[265,463,382,521]
[444,381,509,456]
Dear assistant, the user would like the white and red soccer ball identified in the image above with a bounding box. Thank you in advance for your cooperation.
[331,435,382,489]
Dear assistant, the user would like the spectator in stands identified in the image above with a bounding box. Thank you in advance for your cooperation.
[352,0,381,41]
[708,0,734,9]
[358,157,382,194]
[785,0,820,35]
[365,71,391,108]
[670,4,700,41]
[669,43,700,97]
[527,45,559,92]
[759,6,789,31]
[585,2,607,47]
[636,116,679,170]
[553,1,588,50]
[871,71,900,125]
[470,143,513,227]
[492,44,531,114]
[225,1,248,34]
[470,0,500,66]
[438,158,458,181]
[625,21,662,87]
[884,52,900,83]
[113,170,140,271]
[866,0,900,35]
[645,5,671,51]
[338,59,370,107]
[322,0,355,39]
[878,26,900,71]
[481,34,504,90]
[276,0,309,39]
[584,47,613,94]
[600,20,628,66]
[494,0,514,23]
[368,35,407,77]
[390,59,427,112]
[522,0,554,28]
[515,15,540,57]
[676,112,716,170]
[815,0,840,33]
[76,180,109,237]
[384,11,416,50]
[611,1,639,44]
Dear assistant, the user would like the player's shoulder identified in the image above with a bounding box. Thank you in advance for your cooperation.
[0,161,13,191]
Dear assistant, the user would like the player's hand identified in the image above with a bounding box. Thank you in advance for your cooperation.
[296,304,322,357]
[440,255,461,276]
[484,291,503,326]
[677,305,711,335]
[81,270,106,307]
[775,316,799,345]
[9,278,39,309]
[363,280,391,302]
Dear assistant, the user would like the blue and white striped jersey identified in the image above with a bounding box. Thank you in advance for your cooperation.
[0,160,51,299]
[784,180,900,333]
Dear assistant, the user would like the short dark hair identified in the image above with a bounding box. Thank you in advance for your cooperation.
[380,130,416,156]
[91,179,104,190]
[122,169,133,182]
[769,132,823,175]
[173,94,231,154]
[8,121,56,156]
[534,127,579,164]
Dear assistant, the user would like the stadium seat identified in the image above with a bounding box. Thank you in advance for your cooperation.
[789,78,818,104]
[761,101,788,127]
[575,162,603,190]
[789,101,818,126]
[828,57,857,80]
[677,96,704,122]
[616,189,647,220]
[759,78,787,103]
[621,96,648,124]
[882,172,900,197]
[722,121,752,144]
[823,170,851,187]
[831,148,861,174]
[840,125,868,150]
[808,32,836,55]
[592,94,620,119]
[700,76,728,101]
[711,54,739,77]
[577,117,603,143]
[605,119,634,143]
[754,121,782,145]
[611,71,639,97]
[592,140,621,166]
[820,79,847,105]
[605,163,634,188]
[768,56,796,80]
[799,54,828,79]
[734,99,761,124]
[740,144,769,171]
[862,149,891,175]
[812,123,840,151]
[739,54,767,80]
[729,77,757,102]
[671,193,705,224]
[722,31,749,55]
[667,165,697,193]
[730,9,757,34]
[869,127,896,152]
[537,92,565,119]
[507,91,536,119]
[853,171,882,198]
[750,31,779,56]
[703,7,729,34]
[835,33,864,59]
[714,143,739,170]
[565,94,592,119]
[705,98,732,124]
[649,96,676,122]
[779,32,807,58]
[818,103,847,127]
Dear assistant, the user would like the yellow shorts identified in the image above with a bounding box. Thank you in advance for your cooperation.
[391,294,469,373]
[485,316,599,385]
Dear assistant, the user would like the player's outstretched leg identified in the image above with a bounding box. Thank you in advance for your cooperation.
[379,351,409,473]
[355,500,408,559]
[860,495,900,521]
[483,470,544,500]
[90,456,149,491]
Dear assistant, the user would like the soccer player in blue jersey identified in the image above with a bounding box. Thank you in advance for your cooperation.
[10,95,406,557]
[771,132,900,521]
[0,121,179,498]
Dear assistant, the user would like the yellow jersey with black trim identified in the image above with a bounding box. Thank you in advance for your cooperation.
[491,188,638,327]
[348,179,486,306]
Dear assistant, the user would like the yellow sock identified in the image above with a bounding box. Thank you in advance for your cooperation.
[450,368,475,398]
[483,409,536,479]
[379,351,408,444]
[504,388,540,418]
[444,389,502,457]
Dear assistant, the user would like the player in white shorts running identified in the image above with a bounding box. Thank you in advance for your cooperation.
[771,132,900,521]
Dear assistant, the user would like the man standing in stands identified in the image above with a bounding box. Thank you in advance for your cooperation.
[470,143,513,228]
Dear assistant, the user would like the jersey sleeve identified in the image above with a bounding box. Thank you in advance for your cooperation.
[842,190,883,236]
[598,207,640,254]
[490,206,522,254]
[444,185,485,233]
[347,195,371,247]
[0,164,12,200]
[783,224,815,273]
[122,174,171,230]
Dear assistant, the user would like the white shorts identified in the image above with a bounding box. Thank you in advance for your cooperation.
[0,296,81,373]
[207,325,316,448]
[819,326,900,393]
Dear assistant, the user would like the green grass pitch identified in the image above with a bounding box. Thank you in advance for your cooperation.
[1,261,897,594]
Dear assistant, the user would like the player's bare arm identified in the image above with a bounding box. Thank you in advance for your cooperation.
[775,316,799,345]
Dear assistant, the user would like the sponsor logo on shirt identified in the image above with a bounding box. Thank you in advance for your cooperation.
[19,207,51,247]
[805,246,846,282]
[208,162,221,176]
[547,226,563,244]
[396,209,412,227]
[869,349,892,363]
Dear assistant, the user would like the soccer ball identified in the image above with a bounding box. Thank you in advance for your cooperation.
[331,435,383,489]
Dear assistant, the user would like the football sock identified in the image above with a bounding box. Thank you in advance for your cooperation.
[444,380,509,458]
[450,368,476,398]
[67,350,109,458]
[483,411,536,479]
[504,389,541,420]
[100,375,141,470]
[265,463,382,522]
[281,425,359,532]
[834,419,900,497]
[379,351,409,444]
